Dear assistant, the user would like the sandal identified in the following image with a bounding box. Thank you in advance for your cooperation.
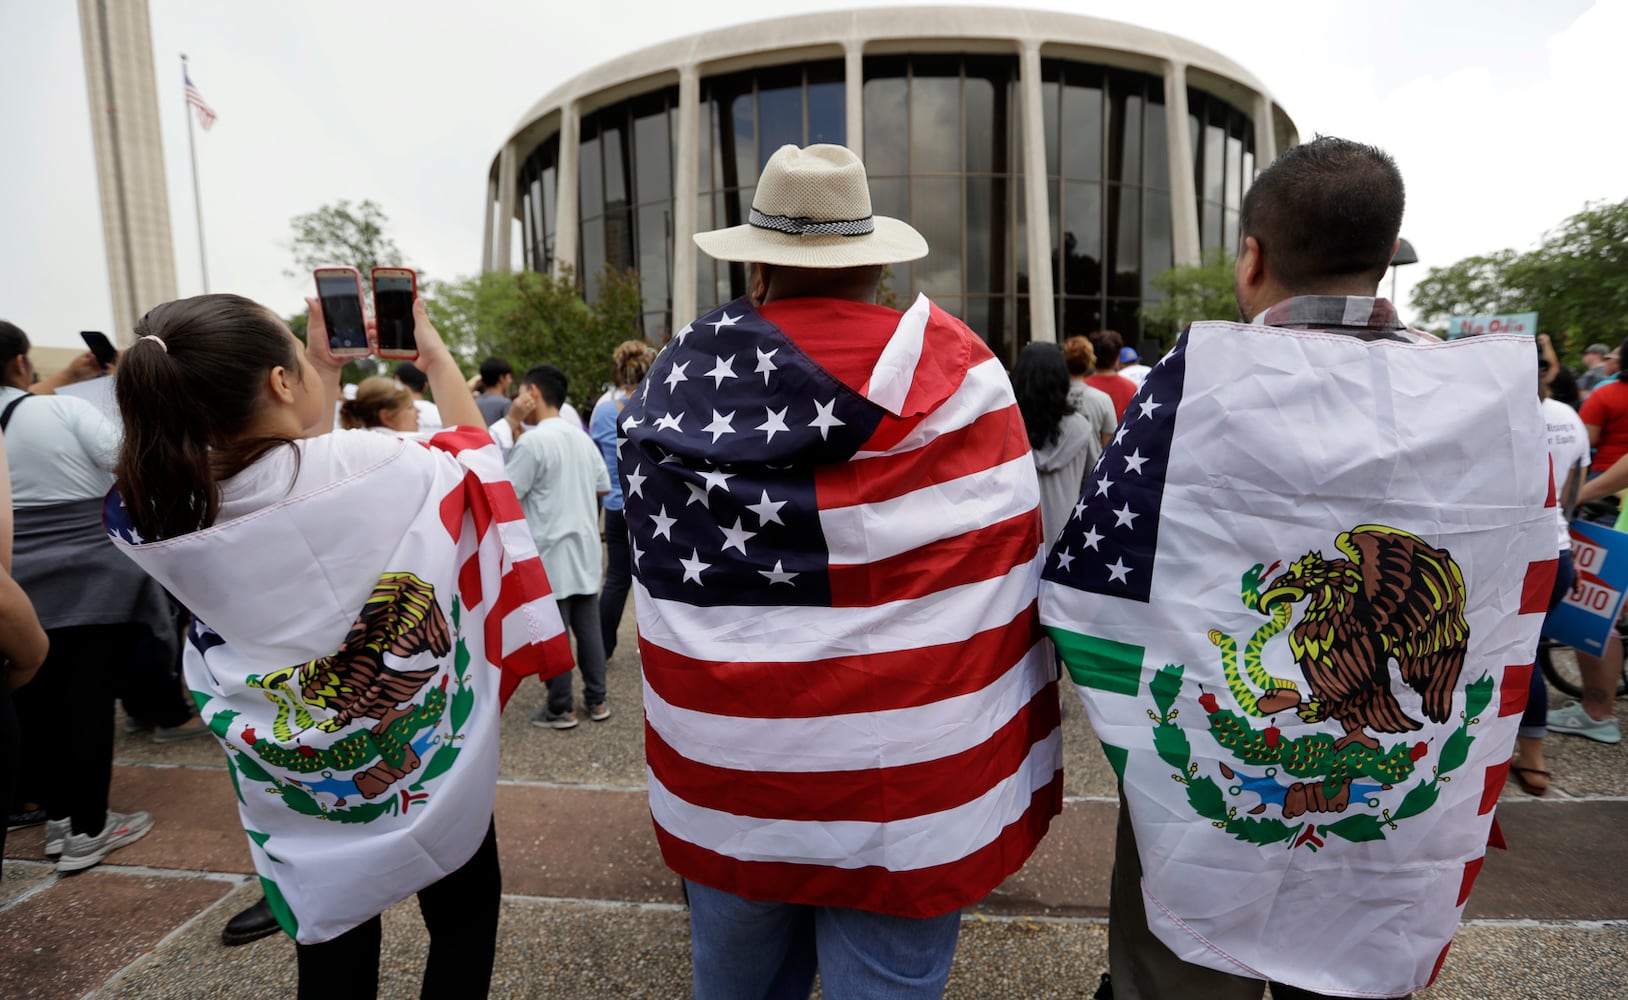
[1509,764,1550,796]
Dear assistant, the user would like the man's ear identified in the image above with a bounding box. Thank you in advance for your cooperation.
[1236,236,1264,292]
[5,355,27,387]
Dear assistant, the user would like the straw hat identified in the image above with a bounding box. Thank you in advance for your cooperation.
[693,144,928,268]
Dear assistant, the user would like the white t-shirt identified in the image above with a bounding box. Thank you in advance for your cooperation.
[505,417,610,597]
[486,402,584,460]
[413,399,443,434]
[0,386,120,507]
[1067,380,1117,442]
[1119,362,1152,385]
[1542,396,1588,551]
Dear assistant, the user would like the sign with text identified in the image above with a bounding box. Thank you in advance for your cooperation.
[1448,312,1538,339]
[1542,520,1628,655]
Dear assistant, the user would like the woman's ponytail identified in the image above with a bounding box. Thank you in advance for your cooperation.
[114,294,300,541]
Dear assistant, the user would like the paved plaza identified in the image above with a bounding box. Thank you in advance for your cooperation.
[3,621,1625,998]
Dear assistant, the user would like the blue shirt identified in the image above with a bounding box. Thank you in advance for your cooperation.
[589,386,630,511]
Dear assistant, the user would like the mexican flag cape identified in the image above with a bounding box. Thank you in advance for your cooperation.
[1039,323,1553,997]
[107,428,572,944]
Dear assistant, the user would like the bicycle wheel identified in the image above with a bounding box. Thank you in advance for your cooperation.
[1539,637,1628,699]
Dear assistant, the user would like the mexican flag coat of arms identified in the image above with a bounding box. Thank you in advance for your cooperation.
[108,429,572,943]
[1040,322,1553,997]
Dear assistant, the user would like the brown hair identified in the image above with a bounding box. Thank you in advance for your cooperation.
[114,294,302,541]
[612,339,657,390]
[1061,336,1096,377]
[1087,329,1123,371]
[339,377,413,430]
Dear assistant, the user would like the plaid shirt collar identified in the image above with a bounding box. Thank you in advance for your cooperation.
[1252,295,1423,343]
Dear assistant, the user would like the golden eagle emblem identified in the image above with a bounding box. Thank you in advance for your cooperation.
[1258,524,1469,752]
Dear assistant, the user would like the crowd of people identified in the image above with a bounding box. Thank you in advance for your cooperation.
[0,134,1613,1000]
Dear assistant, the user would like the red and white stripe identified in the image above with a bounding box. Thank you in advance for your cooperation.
[185,78,216,130]
[637,302,1062,918]
[427,427,572,703]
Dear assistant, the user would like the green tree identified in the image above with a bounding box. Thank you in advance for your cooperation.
[1408,249,1526,324]
[1142,247,1238,343]
[421,265,649,414]
[285,199,406,279]
[1411,198,1628,360]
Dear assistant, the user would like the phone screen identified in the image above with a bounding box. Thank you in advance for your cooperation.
[316,274,369,351]
[374,275,416,354]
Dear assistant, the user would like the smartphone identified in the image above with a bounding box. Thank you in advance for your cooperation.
[312,267,371,358]
[80,331,118,369]
[371,267,418,360]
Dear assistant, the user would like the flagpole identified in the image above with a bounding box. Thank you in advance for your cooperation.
[181,53,209,293]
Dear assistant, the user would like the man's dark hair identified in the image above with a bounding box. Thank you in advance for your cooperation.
[1086,329,1123,372]
[394,361,427,393]
[1239,136,1405,289]
[521,364,568,409]
[478,356,512,389]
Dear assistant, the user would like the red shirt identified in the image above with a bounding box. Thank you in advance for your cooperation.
[1579,380,1628,472]
[1087,373,1138,420]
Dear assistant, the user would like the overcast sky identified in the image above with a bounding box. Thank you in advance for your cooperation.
[3,0,1624,348]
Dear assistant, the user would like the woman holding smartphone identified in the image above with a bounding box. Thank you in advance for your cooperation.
[106,293,569,999]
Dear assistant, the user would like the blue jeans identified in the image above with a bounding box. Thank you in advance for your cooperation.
[684,880,961,1000]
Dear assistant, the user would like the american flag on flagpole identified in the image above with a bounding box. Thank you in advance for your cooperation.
[184,70,216,130]
[622,294,1063,917]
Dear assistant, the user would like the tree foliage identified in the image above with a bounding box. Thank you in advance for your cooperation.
[286,199,406,279]
[1411,198,1628,359]
[1142,247,1238,343]
[422,265,648,413]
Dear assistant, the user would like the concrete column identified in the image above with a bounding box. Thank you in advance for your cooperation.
[480,173,496,272]
[844,42,864,158]
[553,103,581,283]
[1018,41,1056,345]
[1252,93,1278,168]
[1163,62,1201,267]
[494,143,518,272]
[78,0,177,343]
[671,66,701,327]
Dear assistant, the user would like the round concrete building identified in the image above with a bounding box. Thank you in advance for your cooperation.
[482,6,1296,364]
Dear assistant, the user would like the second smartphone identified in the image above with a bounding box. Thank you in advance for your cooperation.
[372,267,417,360]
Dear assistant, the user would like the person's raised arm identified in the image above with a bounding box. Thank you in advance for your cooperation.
[31,351,105,395]
[411,299,482,430]
[301,296,345,438]
[1578,453,1628,504]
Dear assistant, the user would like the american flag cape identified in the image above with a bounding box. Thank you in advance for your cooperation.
[106,428,571,944]
[1040,323,1552,997]
[621,294,1063,917]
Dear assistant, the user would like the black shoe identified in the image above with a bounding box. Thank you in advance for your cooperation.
[221,897,281,946]
[7,807,46,830]
[1093,972,1113,1000]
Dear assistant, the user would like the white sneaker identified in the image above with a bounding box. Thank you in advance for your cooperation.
[43,818,68,857]
[56,810,154,873]
[1549,702,1622,744]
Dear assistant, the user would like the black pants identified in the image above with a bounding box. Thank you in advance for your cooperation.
[295,819,502,999]
[0,680,17,865]
[600,507,632,659]
[119,599,193,728]
[13,624,128,835]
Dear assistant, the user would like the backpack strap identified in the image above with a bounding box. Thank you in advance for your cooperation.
[0,392,30,432]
